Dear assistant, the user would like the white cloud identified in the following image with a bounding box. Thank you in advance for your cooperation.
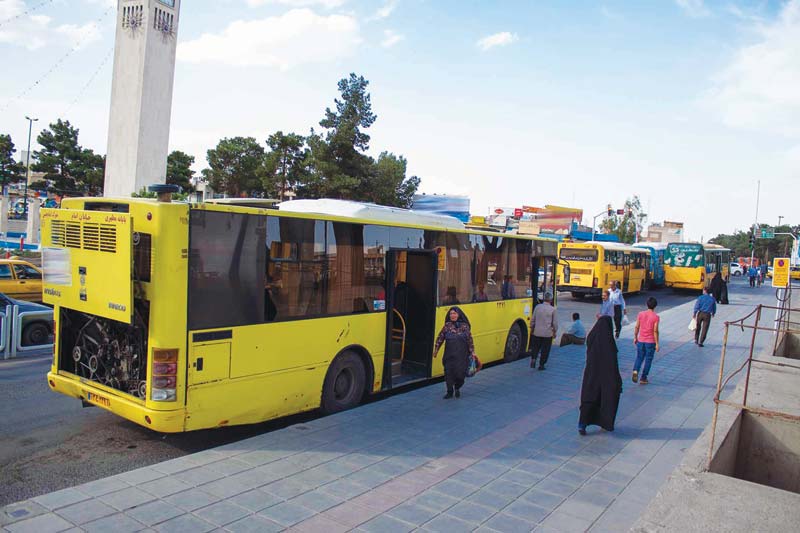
[476,31,518,51]
[246,0,346,8]
[704,0,800,137]
[371,0,399,21]
[675,0,711,18]
[177,8,360,69]
[381,29,403,48]
[0,0,105,50]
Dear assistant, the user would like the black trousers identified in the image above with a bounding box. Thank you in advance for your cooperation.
[530,336,553,367]
[613,305,623,335]
[695,312,711,345]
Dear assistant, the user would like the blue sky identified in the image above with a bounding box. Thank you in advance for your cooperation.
[1,0,799,239]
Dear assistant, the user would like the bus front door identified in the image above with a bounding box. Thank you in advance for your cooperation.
[383,250,438,388]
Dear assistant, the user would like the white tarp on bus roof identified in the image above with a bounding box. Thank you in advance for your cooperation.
[277,199,465,229]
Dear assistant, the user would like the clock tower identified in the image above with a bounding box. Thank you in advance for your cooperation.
[104,0,181,197]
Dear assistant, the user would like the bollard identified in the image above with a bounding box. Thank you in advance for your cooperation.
[19,236,24,251]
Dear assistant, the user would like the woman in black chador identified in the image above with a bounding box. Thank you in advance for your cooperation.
[578,316,622,435]
[709,272,723,303]
[433,307,475,399]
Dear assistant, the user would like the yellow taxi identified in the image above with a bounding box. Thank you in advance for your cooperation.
[0,259,43,302]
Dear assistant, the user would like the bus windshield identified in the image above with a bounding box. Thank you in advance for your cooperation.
[665,243,704,267]
[559,248,598,262]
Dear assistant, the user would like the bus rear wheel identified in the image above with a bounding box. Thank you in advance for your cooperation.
[504,323,523,362]
[321,351,366,414]
[571,292,586,299]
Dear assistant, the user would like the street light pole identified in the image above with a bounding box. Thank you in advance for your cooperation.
[24,116,38,217]
[778,215,784,227]
[591,209,607,242]
[749,180,760,268]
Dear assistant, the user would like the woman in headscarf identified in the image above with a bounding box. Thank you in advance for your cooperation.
[578,316,622,435]
[709,271,723,303]
[433,306,475,399]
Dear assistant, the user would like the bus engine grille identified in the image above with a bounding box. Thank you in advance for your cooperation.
[50,221,117,253]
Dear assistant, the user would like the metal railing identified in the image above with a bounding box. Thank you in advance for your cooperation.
[707,288,800,468]
[1,304,54,360]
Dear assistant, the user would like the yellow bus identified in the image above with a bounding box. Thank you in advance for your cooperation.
[556,241,649,299]
[664,243,731,291]
[41,197,558,432]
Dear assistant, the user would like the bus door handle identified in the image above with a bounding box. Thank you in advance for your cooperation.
[194,358,204,371]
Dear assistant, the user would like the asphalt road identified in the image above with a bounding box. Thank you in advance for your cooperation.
[0,279,748,506]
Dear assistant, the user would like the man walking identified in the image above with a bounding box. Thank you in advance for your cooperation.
[748,265,758,287]
[530,292,558,370]
[632,297,660,385]
[609,281,626,338]
[693,287,716,347]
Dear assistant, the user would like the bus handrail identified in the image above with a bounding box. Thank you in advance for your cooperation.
[392,308,406,362]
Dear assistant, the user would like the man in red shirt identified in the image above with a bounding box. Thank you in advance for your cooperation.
[632,297,660,385]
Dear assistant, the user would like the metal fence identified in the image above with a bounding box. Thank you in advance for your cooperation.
[1,304,54,360]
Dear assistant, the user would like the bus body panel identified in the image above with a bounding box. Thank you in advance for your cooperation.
[557,242,646,295]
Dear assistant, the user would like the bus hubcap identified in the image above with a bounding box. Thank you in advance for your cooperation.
[334,369,354,400]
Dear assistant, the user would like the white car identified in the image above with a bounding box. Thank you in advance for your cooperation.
[730,262,744,276]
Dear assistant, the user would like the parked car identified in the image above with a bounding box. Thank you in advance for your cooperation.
[0,259,43,302]
[730,262,744,276]
[0,293,53,346]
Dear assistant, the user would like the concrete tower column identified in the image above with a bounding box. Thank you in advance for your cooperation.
[104,0,181,197]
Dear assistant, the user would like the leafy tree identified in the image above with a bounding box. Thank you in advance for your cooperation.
[599,195,647,244]
[367,152,420,208]
[166,150,196,193]
[710,224,799,262]
[201,137,265,197]
[263,132,306,200]
[31,119,103,194]
[0,134,26,189]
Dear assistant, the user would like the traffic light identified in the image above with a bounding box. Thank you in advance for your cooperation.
[749,233,755,250]
[607,204,613,217]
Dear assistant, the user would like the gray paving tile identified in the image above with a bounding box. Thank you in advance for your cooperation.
[193,501,250,527]
[483,479,529,499]
[421,514,475,533]
[116,467,166,485]
[317,478,370,499]
[289,490,343,512]
[386,503,439,526]
[519,488,567,510]
[466,488,517,510]
[1,501,47,527]
[450,468,495,488]
[56,499,116,525]
[483,512,537,533]
[75,477,130,498]
[534,477,579,497]
[4,513,73,533]
[445,500,497,525]
[261,478,312,500]
[431,479,478,499]
[223,514,285,533]
[139,477,193,499]
[33,488,91,511]
[163,488,220,512]
[205,459,252,476]
[83,512,144,533]
[499,468,545,487]
[504,499,550,523]
[173,466,227,487]
[154,513,215,533]
[538,510,594,533]
[410,490,460,513]
[257,501,316,527]
[126,500,184,527]
[99,486,156,511]
[358,514,415,533]
[226,489,283,512]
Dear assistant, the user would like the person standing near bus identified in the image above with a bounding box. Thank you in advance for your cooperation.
[609,281,626,338]
[433,307,475,399]
[632,297,659,385]
[597,288,614,319]
[530,292,558,370]
[693,288,716,347]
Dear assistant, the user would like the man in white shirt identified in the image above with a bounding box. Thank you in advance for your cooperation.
[529,292,558,370]
[609,281,626,339]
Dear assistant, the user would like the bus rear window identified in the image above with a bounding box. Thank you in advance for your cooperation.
[665,244,704,267]
[559,248,598,262]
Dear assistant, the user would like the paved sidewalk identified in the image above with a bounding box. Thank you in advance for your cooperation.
[1,283,777,533]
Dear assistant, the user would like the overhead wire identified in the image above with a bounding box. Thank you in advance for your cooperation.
[65,45,114,116]
[0,0,55,29]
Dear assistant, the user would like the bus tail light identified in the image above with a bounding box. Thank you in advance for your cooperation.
[592,277,598,288]
[151,348,178,402]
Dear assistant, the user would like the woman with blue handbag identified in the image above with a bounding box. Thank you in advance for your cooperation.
[434,307,475,399]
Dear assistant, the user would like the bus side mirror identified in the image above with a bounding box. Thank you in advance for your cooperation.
[563,265,571,284]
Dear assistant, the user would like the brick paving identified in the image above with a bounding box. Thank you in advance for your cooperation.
[0,281,776,532]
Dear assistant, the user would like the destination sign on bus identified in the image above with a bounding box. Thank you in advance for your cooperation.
[665,243,703,267]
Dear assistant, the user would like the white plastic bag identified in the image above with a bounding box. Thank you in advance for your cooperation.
[622,315,630,326]
[688,318,697,331]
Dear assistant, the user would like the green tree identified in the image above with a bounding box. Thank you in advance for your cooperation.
[263,131,307,199]
[367,152,420,208]
[201,137,265,197]
[166,150,196,193]
[599,195,647,244]
[0,134,26,189]
[711,224,799,262]
[31,119,103,194]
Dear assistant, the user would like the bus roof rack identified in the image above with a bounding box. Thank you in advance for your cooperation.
[205,198,280,208]
[278,199,465,229]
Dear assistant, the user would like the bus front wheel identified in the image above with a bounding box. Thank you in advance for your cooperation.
[321,351,366,414]
[504,323,523,363]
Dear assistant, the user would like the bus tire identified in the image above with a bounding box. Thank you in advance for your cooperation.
[22,321,51,346]
[571,292,585,299]
[321,351,366,414]
[504,323,523,363]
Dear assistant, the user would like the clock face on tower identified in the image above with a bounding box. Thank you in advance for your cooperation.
[156,0,176,7]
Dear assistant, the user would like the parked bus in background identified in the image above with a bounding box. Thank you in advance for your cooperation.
[41,197,558,432]
[633,242,668,289]
[664,243,731,291]
[556,241,649,299]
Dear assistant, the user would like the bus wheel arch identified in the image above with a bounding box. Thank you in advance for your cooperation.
[504,321,526,362]
[321,346,371,414]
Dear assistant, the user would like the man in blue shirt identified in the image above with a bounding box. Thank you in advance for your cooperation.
[748,265,758,287]
[560,312,586,347]
[693,287,717,347]
[597,289,614,319]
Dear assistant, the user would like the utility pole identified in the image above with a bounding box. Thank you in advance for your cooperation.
[750,180,760,267]
[24,116,38,216]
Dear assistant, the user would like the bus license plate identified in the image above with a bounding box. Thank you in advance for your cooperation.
[87,392,110,407]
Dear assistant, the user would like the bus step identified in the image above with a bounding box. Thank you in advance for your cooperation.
[391,359,403,378]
